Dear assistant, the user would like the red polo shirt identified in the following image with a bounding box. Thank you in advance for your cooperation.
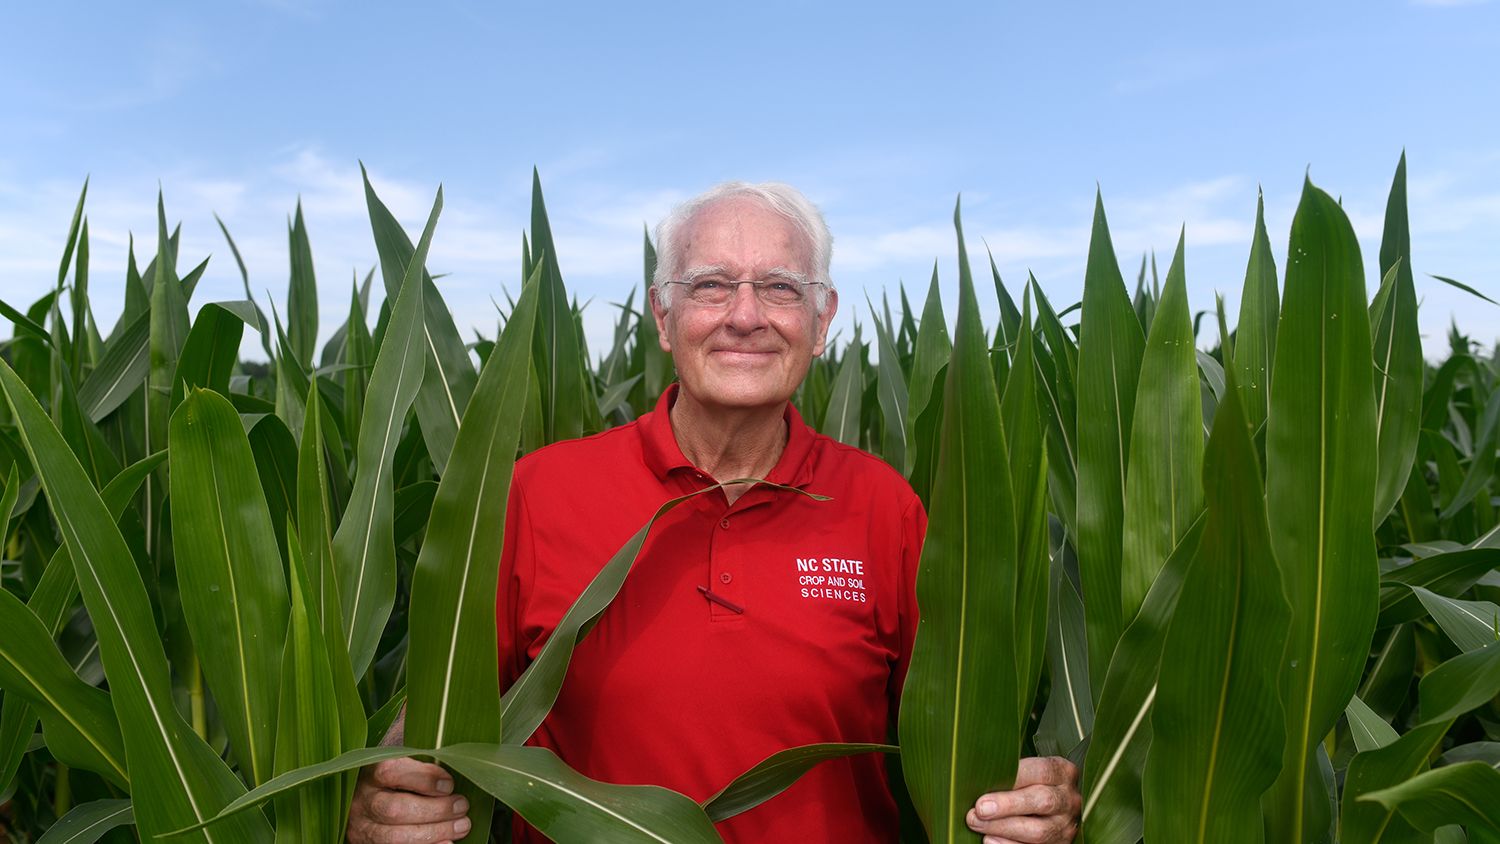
[497,386,926,842]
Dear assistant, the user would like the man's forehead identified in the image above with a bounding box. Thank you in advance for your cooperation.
[682,199,810,258]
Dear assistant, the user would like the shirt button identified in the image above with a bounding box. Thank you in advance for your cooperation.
[720,572,733,584]
[720,518,730,529]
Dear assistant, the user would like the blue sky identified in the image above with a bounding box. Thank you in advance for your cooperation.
[3,0,1498,361]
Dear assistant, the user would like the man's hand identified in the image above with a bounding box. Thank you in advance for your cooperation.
[346,757,472,843]
[964,756,1081,844]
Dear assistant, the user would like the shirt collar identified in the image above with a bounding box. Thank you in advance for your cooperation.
[639,384,817,488]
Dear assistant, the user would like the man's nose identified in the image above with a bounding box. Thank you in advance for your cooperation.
[724,282,769,331]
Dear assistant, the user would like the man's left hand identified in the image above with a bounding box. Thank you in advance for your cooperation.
[965,755,1081,843]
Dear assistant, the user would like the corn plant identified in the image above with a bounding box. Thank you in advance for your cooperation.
[1,153,1498,843]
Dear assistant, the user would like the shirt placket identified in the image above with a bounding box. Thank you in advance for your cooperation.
[703,490,776,620]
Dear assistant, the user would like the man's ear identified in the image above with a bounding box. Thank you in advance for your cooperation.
[812,288,839,357]
[650,286,673,354]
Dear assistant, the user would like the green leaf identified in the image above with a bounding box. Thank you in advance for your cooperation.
[1074,192,1146,702]
[1143,368,1289,843]
[77,310,149,423]
[406,266,541,840]
[340,281,375,447]
[36,798,132,844]
[1430,274,1499,307]
[271,527,346,843]
[213,213,275,360]
[169,388,290,787]
[173,302,258,407]
[0,452,164,793]
[1001,289,1049,724]
[361,165,477,474]
[1343,641,1500,840]
[1263,179,1380,843]
[1079,516,1203,844]
[0,357,272,842]
[168,743,723,843]
[1233,190,1280,438]
[1345,695,1399,753]
[247,414,299,563]
[823,328,864,446]
[527,170,592,443]
[1378,548,1500,626]
[1035,553,1092,758]
[1030,277,1079,533]
[905,263,950,481]
[287,202,319,366]
[336,187,441,679]
[1411,585,1500,652]
[868,297,909,471]
[1441,386,1500,520]
[1120,231,1205,625]
[1359,625,1416,721]
[1363,763,1500,837]
[701,742,897,823]
[0,587,129,787]
[899,199,1023,842]
[1372,154,1424,527]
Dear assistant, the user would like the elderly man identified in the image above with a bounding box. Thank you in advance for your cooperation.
[347,183,1082,842]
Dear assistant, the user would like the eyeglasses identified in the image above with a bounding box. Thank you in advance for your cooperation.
[665,278,824,308]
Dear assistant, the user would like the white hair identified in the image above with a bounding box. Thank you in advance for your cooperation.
[652,181,834,313]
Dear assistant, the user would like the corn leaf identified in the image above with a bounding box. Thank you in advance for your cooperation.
[868,297,909,472]
[1079,516,1203,844]
[270,527,345,843]
[173,302,260,407]
[1378,547,1500,625]
[0,357,272,842]
[1001,289,1049,722]
[78,310,149,423]
[335,188,439,679]
[296,380,365,754]
[905,263,950,482]
[823,327,864,446]
[361,165,476,474]
[0,587,129,787]
[1363,762,1500,837]
[1345,695,1399,753]
[169,743,723,843]
[636,229,672,404]
[1075,192,1146,701]
[1030,277,1079,533]
[899,200,1022,842]
[406,266,541,840]
[35,798,132,844]
[1142,366,1289,843]
[1263,179,1380,843]
[1410,585,1500,652]
[701,742,897,823]
[1120,232,1205,625]
[1342,639,1500,841]
[286,202,318,366]
[1372,153,1424,528]
[527,170,592,442]
[169,388,290,787]
[1035,553,1092,758]
[1233,191,1280,438]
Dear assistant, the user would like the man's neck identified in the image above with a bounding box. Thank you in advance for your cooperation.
[668,390,788,503]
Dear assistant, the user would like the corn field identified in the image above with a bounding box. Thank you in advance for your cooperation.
[0,154,1497,843]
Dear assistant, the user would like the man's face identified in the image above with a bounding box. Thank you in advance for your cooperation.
[652,198,838,413]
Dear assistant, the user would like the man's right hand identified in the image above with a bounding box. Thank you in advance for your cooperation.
[346,757,473,843]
